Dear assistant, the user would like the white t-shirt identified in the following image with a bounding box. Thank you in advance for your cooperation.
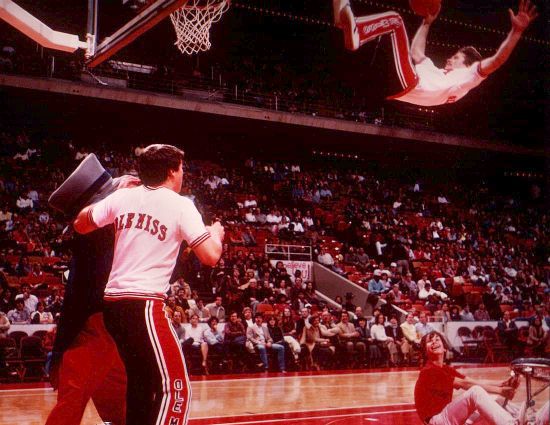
[396,58,486,106]
[91,186,209,299]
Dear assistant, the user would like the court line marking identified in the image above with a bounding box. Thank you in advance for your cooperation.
[191,404,415,420]
[191,408,417,424]
[192,366,505,385]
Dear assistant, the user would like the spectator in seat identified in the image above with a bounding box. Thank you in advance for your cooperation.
[460,305,475,322]
[224,311,247,358]
[174,288,190,317]
[266,315,295,365]
[497,311,519,353]
[434,303,452,323]
[242,278,262,313]
[402,272,418,301]
[401,312,421,364]
[371,313,398,366]
[386,284,405,306]
[206,296,226,322]
[280,307,301,360]
[317,248,335,267]
[527,317,547,357]
[385,315,405,365]
[242,227,257,246]
[164,295,186,320]
[368,271,385,295]
[355,316,380,365]
[304,281,319,305]
[45,289,63,319]
[450,305,461,321]
[242,307,254,329]
[204,317,225,367]
[415,312,435,338]
[295,307,312,340]
[31,301,54,324]
[7,298,30,323]
[305,315,335,370]
[0,287,15,314]
[171,311,186,345]
[183,314,208,372]
[356,247,369,271]
[419,282,448,302]
[191,299,211,323]
[246,313,286,372]
[15,283,38,313]
[474,303,491,321]
[337,311,366,365]
[289,277,305,301]
[15,256,32,276]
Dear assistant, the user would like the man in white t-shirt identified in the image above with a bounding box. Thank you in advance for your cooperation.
[333,0,537,106]
[74,144,224,425]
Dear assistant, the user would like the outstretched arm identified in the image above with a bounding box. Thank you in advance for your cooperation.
[410,5,441,64]
[454,375,519,400]
[479,0,538,76]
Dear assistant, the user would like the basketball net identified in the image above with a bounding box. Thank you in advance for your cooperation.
[170,0,230,55]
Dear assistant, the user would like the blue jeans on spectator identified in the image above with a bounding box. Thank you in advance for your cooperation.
[256,343,285,371]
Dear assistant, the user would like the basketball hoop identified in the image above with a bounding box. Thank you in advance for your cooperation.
[170,0,230,55]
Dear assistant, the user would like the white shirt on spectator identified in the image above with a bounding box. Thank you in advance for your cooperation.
[418,287,448,301]
[302,216,314,228]
[245,212,257,223]
[27,190,39,201]
[375,241,387,256]
[185,324,205,346]
[266,213,281,224]
[291,222,305,233]
[318,252,335,267]
[16,197,33,209]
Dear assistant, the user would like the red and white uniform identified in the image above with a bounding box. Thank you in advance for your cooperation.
[394,58,486,106]
[353,11,486,106]
[415,362,519,425]
[91,185,210,299]
[90,185,210,425]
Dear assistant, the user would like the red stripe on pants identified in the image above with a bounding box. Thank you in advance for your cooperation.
[45,313,127,425]
[355,11,418,92]
[147,300,191,425]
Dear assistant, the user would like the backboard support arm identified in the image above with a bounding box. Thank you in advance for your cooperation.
[0,0,87,53]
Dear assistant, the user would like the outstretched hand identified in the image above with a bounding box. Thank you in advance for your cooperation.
[509,0,538,32]
[424,3,441,25]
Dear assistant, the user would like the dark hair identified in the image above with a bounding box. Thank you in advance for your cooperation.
[420,331,449,361]
[137,144,184,186]
[207,316,218,326]
[254,312,264,319]
[458,46,483,66]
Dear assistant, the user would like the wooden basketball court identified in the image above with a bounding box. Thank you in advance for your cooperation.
[2,365,548,424]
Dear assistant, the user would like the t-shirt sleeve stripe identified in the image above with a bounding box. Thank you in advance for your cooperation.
[189,231,211,248]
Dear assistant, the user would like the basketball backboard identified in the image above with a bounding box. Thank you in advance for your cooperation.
[0,0,233,68]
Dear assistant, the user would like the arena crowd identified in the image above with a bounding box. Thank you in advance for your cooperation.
[0,129,548,377]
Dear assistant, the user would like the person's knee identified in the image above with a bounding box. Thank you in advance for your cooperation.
[467,385,488,401]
